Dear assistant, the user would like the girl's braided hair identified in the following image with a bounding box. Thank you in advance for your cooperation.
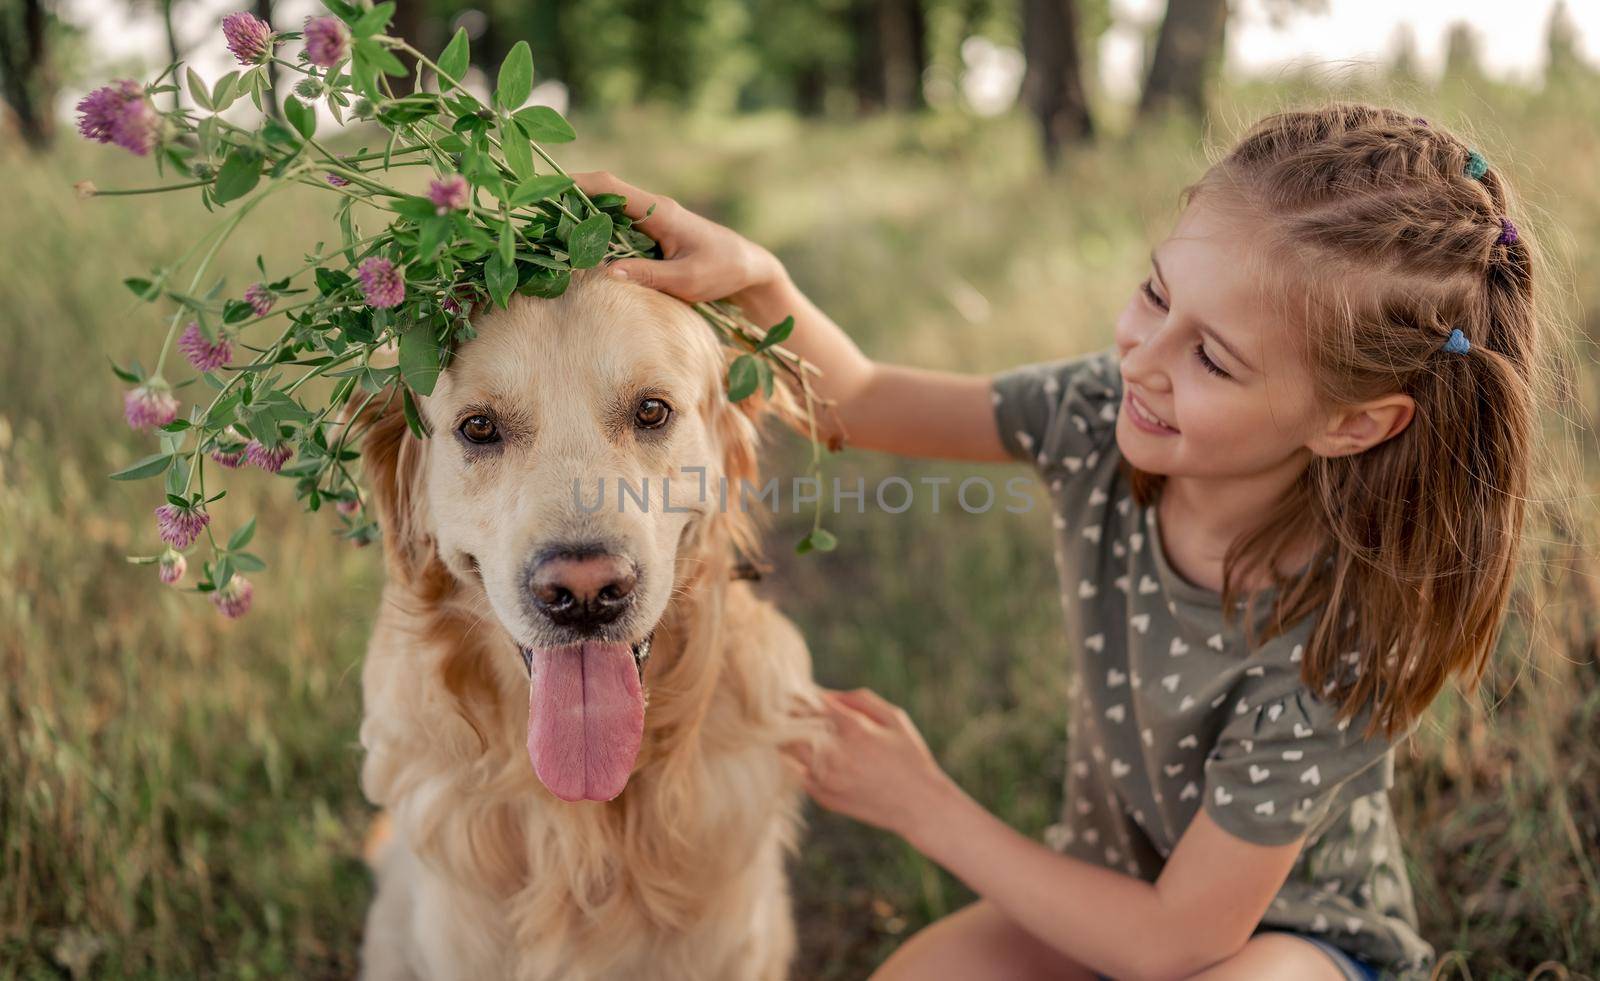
[1126,103,1565,740]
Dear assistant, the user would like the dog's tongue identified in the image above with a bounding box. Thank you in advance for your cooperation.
[526,642,644,802]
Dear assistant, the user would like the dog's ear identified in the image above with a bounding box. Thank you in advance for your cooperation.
[706,346,811,562]
[354,388,435,585]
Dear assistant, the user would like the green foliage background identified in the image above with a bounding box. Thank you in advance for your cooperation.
[3,53,1599,981]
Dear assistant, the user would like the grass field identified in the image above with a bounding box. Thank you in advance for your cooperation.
[3,73,1599,978]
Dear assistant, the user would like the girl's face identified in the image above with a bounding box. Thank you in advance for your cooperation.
[1111,198,1330,481]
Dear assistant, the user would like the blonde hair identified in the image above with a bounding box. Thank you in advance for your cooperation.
[1124,103,1565,740]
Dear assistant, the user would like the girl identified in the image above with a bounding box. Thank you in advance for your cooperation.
[574,103,1542,980]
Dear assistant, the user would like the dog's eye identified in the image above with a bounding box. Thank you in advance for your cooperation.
[634,398,671,430]
[459,414,499,444]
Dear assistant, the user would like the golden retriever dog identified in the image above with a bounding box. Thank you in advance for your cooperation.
[353,269,821,980]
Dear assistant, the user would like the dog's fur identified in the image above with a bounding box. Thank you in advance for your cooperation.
[354,270,821,980]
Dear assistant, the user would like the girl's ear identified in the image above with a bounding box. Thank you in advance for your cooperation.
[1308,394,1416,458]
[356,388,436,585]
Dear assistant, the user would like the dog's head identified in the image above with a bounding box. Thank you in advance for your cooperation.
[358,269,796,802]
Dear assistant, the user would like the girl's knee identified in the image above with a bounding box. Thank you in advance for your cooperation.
[1182,932,1347,981]
[871,900,1097,981]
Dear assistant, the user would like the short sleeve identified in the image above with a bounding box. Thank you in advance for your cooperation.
[1201,688,1398,846]
[990,346,1123,474]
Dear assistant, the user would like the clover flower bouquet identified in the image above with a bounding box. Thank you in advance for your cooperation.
[82,1,831,619]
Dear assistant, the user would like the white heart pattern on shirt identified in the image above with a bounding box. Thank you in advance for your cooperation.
[1113,540,1127,557]
[1294,723,1314,739]
[1129,532,1144,552]
[1254,801,1275,815]
[1180,782,1199,800]
[1290,644,1304,663]
[1282,750,1304,761]
[1163,763,1184,777]
[1178,734,1199,749]
[1111,759,1131,778]
[1138,575,1160,594]
[1089,487,1108,506]
[1085,633,1105,652]
[1235,698,1250,715]
[1179,695,1197,711]
[1266,702,1284,722]
[1079,580,1097,598]
[1249,765,1270,783]
[1106,669,1127,688]
[1207,633,1225,651]
[1105,704,1126,723]
[1214,786,1233,805]
[1161,674,1181,693]
[1114,574,1131,593]
[1169,637,1190,657]
[1083,525,1101,543]
[1300,765,1322,786]
[1130,614,1151,634]
[1063,456,1083,472]
[1016,431,1034,452]
[1052,514,1067,530]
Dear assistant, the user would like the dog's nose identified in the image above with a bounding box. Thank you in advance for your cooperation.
[528,549,637,632]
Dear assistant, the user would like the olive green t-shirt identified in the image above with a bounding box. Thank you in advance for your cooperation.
[991,346,1435,978]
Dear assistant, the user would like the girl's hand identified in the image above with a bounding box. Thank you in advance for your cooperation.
[571,171,786,305]
[781,688,959,842]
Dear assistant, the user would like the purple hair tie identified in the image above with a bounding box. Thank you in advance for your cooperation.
[1497,217,1518,246]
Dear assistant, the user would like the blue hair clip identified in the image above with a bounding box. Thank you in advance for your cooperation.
[1465,150,1488,180]
[1442,328,1471,355]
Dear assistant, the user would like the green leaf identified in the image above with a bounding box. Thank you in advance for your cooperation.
[123,277,160,302]
[354,37,406,78]
[509,174,572,208]
[416,215,450,262]
[212,148,262,204]
[398,325,443,396]
[390,195,438,222]
[108,356,141,384]
[795,528,838,555]
[223,299,254,323]
[495,41,534,111]
[757,358,774,399]
[211,71,241,111]
[214,556,234,591]
[228,516,257,551]
[401,386,429,439]
[284,97,316,139]
[500,119,533,179]
[497,219,516,268]
[186,67,213,111]
[512,105,576,143]
[565,213,611,269]
[351,1,395,37]
[232,552,267,572]
[437,28,469,88]
[756,315,794,351]
[484,249,516,309]
[726,354,759,402]
[109,452,175,481]
[516,267,569,299]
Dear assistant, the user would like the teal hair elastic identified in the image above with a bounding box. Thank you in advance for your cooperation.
[1442,328,1471,355]
[1465,150,1489,180]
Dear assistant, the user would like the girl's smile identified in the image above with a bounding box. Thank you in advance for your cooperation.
[1124,388,1180,435]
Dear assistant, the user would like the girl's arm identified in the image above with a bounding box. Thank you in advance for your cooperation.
[790,689,1307,981]
[573,172,1008,462]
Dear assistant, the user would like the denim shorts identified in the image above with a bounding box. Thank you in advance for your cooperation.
[1092,929,1380,980]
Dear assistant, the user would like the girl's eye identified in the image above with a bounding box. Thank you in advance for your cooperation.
[635,397,672,430]
[1194,344,1230,379]
[459,414,499,444]
[1140,278,1168,312]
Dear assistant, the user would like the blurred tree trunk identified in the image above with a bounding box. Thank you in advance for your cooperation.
[854,0,926,112]
[0,0,54,147]
[254,0,279,115]
[1138,0,1228,120]
[160,0,182,109]
[1021,0,1094,166]
[794,64,827,116]
[387,0,425,95]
